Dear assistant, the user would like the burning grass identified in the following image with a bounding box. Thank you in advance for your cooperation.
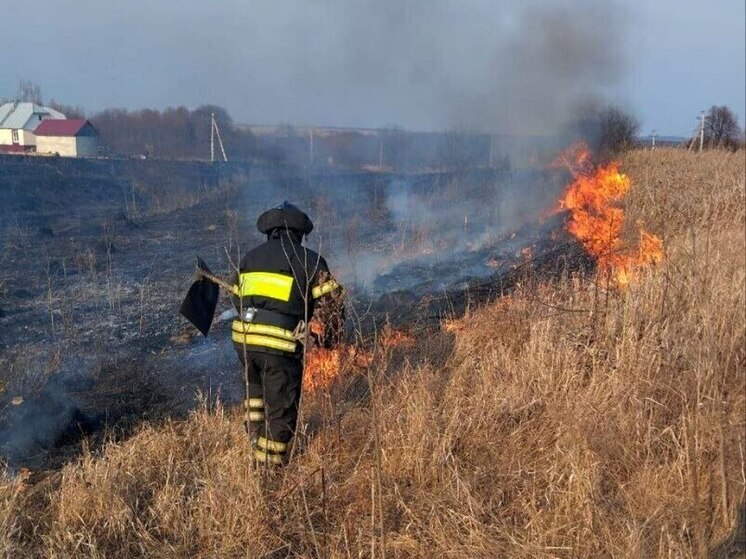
[303,328,414,393]
[556,143,664,287]
[1,148,745,558]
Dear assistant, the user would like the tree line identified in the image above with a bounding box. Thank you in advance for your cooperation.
[3,80,743,163]
[90,105,257,160]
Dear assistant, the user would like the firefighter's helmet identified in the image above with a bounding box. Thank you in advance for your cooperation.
[257,202,314,236]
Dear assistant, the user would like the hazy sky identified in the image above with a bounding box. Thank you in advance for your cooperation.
[2,0,743,136]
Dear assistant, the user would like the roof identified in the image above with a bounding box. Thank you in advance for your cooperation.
[34,119,97,137]
[0,102,66,130]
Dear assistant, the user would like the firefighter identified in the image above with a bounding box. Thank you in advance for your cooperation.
[231,202,343,466]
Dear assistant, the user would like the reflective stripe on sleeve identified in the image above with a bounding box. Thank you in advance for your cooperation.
[248,411,265,421]
[234,272,294,301]
[312,279,340,299]
[231,331,297,352]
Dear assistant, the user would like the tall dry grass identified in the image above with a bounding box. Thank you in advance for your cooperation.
[1,148,744,558]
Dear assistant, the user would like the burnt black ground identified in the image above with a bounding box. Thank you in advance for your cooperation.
[0,155,583,470]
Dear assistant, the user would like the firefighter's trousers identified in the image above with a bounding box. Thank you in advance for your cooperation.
[238,350,303,465]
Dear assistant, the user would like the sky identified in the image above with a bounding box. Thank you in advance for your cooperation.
[1,0,743,137]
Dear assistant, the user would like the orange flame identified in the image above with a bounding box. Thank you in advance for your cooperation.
[442,317,465,333]
[303,328,415,393]
[303,346,373,393]
[556,143,664,287]
[381,329,415,349]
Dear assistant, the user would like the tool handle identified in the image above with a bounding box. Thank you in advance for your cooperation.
[196,269,234,292]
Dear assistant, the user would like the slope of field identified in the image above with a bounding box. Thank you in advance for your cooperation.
[1,149,744,558]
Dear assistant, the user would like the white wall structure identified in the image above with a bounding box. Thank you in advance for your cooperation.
[34,120,99,157]
[35,136,77,157]
[36,136,99,157]
[0,102,66,150]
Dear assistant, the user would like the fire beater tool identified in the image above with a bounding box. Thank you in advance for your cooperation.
[179,257,226,336]
[180,258,308,340]
[180,257,256,436]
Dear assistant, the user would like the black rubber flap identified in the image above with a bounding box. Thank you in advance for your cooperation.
[179,257,219,336]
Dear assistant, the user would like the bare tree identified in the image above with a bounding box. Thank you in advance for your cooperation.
[704,105,742,151]
[17,80,43,104]
[89,104,257,159]
[47,100,86,119]
[437,128,482,173]
[568,101,640,159]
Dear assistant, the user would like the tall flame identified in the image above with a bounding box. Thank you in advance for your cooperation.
[556,143,664,287]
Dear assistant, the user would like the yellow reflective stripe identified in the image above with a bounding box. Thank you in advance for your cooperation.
[231,321,295,341]
[254,449,284,465]
[312,279,340,299]
[248,411,265,421]
[257,436,288,452]
[245,398,263,409]
[236,272,293,301]
[231,331,297,352]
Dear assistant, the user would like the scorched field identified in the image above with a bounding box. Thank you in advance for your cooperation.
[0,148,744,558]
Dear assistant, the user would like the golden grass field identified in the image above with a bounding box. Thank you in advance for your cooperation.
[1,148,745,558]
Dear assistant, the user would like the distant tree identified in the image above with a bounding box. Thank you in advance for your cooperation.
[704,105,742,151]
[16,80,43,104]
[568,101,640,159]
[277,123,298,138]
[321,131,374,169]
[383,126,415,170]
[437,128,483,173]
[47,100,86,119]
[89,105,257,160]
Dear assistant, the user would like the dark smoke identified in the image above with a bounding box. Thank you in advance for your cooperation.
[287,0,629,133]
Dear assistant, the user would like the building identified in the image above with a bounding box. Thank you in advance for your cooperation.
[0,102,66,152]
[34,119,99,157]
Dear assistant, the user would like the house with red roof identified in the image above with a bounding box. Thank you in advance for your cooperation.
[34,119,99,157]
[0,102,66,153]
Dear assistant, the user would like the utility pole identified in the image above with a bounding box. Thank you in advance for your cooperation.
[651,129,657,150]
[210,113,215,162]
[698,110,706,152]
[378,137,383,169]
[210,113,228,162]
[488,134,494,167]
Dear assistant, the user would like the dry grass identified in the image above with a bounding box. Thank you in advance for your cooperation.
[1,148,745,558]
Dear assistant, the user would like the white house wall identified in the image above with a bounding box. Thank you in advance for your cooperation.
[19,130,36,146]
[36,136,98,157]
[0,128,35,146]
[36,136,77,156]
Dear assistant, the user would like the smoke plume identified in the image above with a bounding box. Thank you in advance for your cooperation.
[7,0,629,133]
